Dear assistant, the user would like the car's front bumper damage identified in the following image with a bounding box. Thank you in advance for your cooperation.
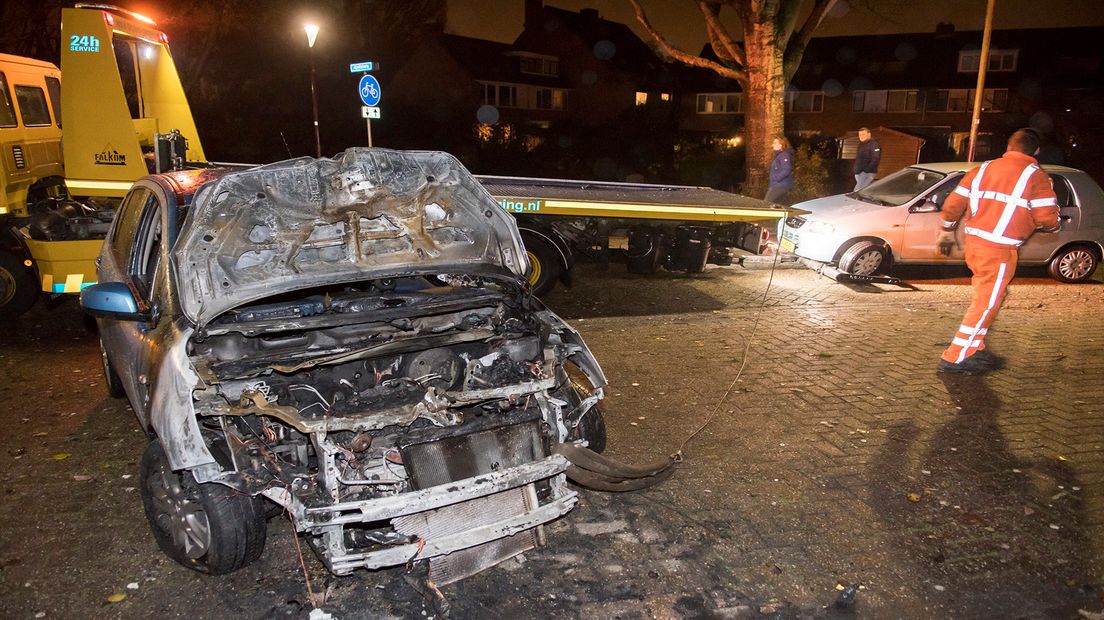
[259,454,575,574]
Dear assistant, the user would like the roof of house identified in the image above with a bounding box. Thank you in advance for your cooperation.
[514,6,675,88]
[791,26,1104,91]
[676,26,1104,93]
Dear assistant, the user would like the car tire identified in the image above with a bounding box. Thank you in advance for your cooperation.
[140,439,267,575]
[564,364,606,453]
[521,234,562,297]
[838,240,890,276]
[99,338,126,398]
[569,406,607,454]
[0,251,38,319]
[1047,245,1099,283]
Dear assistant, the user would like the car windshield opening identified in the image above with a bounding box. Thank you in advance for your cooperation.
[852,168,948,206]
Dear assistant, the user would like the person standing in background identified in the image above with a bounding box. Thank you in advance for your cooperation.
[853,128,881,191]
[765,137,794,203]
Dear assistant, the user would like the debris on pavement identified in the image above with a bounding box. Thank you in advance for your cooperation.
[835,582,862,609]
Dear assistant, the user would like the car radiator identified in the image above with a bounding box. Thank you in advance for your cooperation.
[393,422,546,584]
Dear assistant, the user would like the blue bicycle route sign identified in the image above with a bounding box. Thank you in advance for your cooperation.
[358,74,381,106]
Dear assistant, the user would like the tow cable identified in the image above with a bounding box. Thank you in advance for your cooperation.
[562,216,789,491]
[669,217,785,464]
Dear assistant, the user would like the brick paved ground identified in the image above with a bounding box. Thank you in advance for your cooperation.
[1,263,1102,619]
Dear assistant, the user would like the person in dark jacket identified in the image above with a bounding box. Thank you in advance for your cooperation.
[853,127,881,190]
[765,137,794,203]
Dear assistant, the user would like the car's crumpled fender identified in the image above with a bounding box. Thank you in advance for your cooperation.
[151,326,218,477]
[537,309,607,390]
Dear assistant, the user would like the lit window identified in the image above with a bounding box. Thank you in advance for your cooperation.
[660,93,671,102]
[635,92,648,106]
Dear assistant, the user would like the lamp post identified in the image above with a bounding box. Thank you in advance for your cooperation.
[304,23,321,158]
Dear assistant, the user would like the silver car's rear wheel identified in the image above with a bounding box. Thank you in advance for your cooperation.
[1048,245,1099,283]
[838,240,890,276]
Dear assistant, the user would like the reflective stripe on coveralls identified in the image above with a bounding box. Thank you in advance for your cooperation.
[941,245,1016,364]
[958,163,1040,246]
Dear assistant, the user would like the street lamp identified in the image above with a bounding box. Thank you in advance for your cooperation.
[304,23,321,158]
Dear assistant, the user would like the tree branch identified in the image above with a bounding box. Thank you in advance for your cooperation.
[698,1,745,68]
[783,0,836,78]
[793,0,837,51]
[627,0,746,82]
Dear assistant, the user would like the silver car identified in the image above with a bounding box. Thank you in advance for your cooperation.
[782,162,1104,282]
[79,149,612,582]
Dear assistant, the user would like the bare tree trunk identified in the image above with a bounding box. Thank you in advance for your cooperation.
[740,18,787,197]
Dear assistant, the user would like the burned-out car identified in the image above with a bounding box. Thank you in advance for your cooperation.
[80,149,617,583]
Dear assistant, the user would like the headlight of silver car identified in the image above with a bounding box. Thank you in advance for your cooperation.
[802,220,836,236]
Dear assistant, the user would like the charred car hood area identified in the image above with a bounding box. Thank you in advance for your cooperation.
[174,149,529,329]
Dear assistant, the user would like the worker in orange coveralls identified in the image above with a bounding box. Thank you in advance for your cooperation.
[936,128,1061,374]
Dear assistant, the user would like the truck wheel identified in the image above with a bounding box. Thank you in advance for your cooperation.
[522,235,562,297]
[140,439,267,575]
[1047,244,1099,283]
[0,252,38,318]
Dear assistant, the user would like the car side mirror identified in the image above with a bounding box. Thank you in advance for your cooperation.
[909,199,941,214]
[80,282,151,322]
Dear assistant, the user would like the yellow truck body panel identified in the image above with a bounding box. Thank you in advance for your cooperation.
[21,237,102,292]
[60,7,204,198]
[0,53,63,217]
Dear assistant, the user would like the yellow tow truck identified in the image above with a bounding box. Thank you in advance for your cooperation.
[0,4,203,317]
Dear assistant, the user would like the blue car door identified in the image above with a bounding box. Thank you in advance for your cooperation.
[97,183,170,425]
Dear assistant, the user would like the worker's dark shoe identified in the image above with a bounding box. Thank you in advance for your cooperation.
[937,354,995,375]
[969,349,1005,370]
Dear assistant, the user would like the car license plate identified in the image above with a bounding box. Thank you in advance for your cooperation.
[780,238,795,253]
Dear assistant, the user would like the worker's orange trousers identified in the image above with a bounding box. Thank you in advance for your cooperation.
[941,242,1018,364]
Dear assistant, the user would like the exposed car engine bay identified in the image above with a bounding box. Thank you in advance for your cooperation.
[186,277,607,579]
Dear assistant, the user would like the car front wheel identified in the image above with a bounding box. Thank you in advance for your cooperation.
[837,240,890,276]
[1048,245,1099,283]
[140,440,267,574]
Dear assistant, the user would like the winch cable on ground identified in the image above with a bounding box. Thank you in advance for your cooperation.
[563,218,788,491]
[670,218,787,462]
